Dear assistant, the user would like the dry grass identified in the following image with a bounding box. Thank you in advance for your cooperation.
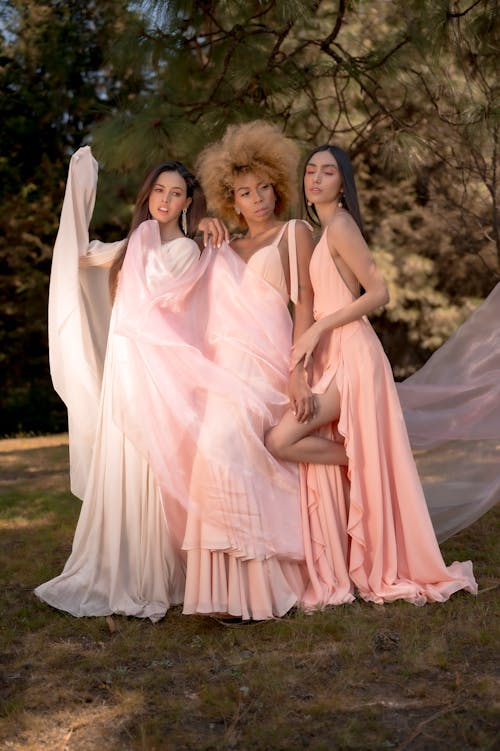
[0,436,499,751]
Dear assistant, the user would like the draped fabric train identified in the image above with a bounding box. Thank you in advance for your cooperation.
[302,230,477,605]
[398,283,500,540]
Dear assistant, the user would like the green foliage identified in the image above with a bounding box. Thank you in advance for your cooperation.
[0,0,499,430]
[0,0,142,434]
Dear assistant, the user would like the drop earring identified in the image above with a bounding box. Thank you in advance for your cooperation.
[181,208,187,235]
[307,200,312,207]
[338,193,344,208]
[235,207,241,215]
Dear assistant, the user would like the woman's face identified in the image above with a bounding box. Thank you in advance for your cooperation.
[148,170,191,225]
[304,150,343,207]
[233,172,276,223]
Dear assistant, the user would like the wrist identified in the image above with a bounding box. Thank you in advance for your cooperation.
[313,319,325,336]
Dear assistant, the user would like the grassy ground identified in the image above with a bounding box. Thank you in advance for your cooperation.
[0,436,498,751]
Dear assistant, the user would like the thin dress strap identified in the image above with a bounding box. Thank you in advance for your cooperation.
[272,222,288,246]
[287,219,313,304]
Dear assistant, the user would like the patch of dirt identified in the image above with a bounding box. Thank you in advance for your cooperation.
[0,434,68,453]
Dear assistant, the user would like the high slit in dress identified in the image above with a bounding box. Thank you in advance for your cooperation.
[300,229,477,606]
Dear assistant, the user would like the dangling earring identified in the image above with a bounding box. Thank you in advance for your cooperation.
[235,207,241,215]
[307,200,312,207]
[181,208,187,235]
[338,193,344,208]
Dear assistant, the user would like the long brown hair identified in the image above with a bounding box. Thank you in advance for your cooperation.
[109,160,206,300]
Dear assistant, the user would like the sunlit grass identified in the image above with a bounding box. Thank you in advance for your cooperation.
[0,437,498,750]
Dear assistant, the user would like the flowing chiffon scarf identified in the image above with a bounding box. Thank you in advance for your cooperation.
[111,220,303,561]
[397,284,500,540]
[48,146,118,499]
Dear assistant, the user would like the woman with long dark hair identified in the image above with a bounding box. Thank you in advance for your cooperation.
[265,144,478,607]
[36,147,206,621]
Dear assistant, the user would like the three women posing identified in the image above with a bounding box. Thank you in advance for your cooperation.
[36,126,477,623]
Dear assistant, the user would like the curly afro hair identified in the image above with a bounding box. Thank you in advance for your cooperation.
[195,120,300,227]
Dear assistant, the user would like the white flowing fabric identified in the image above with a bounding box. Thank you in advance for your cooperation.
[398,284,500,540]
[36,148,198,620]
[47,146,120,498]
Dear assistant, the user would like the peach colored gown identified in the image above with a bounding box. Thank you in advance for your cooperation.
[302,230,478,605]
[182,222,309,619]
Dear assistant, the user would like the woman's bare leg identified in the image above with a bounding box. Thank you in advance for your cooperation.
[266,380,347,464]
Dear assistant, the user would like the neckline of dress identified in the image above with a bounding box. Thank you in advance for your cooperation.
[240,222,288,265]
[161,236,187,248]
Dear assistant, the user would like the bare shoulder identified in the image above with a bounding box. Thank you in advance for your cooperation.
[326,210,363,250]
[292,219,314,242]
[230,234,246,250]
[326,209,358,236]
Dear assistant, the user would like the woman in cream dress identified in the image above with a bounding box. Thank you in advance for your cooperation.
[35,148,205,620]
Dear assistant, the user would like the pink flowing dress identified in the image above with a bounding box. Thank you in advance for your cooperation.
[110,221,310,620]
[302,230,478,605]
[181,222,310,619]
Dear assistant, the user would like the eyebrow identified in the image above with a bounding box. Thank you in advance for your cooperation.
[154,181,185,190]
[307,162,337,168]
[236,181,268,191]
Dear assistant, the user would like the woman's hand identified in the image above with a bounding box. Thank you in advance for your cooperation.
[288,368,317,423]
[198,217,230,248]
[290,322,322,370]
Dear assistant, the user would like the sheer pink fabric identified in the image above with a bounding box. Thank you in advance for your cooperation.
[302,230,477,605]
[398,284,500,540]
[112,220,304,563]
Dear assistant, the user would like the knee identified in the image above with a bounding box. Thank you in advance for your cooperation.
[265,427,287,460]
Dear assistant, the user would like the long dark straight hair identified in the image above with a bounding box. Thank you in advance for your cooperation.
[303,145,364,234]
[109,160,206,300]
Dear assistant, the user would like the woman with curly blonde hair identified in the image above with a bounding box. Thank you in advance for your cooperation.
[197,120,314,420]
[171,120,347,621]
